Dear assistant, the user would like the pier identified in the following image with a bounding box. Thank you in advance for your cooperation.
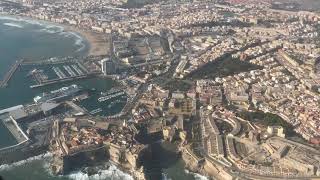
[30,73,100,88]
[71,64,84,75]
[63,65,77,77]
[53,67,67,79]
[66,101,89,115]
[0,59,23,88]
[20,58,76,66]
[27,60,99,88]
[98,91,126,102]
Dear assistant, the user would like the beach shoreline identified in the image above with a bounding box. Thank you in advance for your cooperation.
[64,25,110,57]
[0,14,110,57]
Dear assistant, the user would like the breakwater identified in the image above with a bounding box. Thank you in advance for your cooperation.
[0,59,23,88]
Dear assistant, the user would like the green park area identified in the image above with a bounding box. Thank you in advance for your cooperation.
[187,55,262,80]
[237,110,297,137]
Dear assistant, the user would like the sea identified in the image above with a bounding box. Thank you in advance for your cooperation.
[0,16,209,180]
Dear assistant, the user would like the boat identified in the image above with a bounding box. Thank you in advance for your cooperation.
[27,68,41,77]
[98,91,126,102]
[33,84,81,103]
[90,108,102,115]
[100,88,122,96]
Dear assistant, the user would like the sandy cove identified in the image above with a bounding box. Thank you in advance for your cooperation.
[0,14,110,57]
[64,25,110,57]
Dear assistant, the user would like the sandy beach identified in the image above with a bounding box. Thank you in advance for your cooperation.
[64,26,110,57]
[0,14,110,57]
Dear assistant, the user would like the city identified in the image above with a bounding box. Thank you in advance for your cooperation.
[0,0,320,180]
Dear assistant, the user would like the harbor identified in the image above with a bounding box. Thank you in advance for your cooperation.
[0,57,128,116]
[0,56,127,153]
[28,60,102,88]
[0,16,137,180]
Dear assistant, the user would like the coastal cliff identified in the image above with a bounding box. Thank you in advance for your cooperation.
[50,143,147,180]
[49,118,148,179]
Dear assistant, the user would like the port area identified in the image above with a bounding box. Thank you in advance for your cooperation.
[0,93,132,166]
[0,102,75,164]
[25,59,101,88]
[0,59,23,88]
[1,58,128,117]
[0,106,29,152]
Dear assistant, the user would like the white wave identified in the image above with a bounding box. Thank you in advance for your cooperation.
[58,31,86,51]
[0,15,63,32]
[75,38,83,46]
[0,15,87,52]
[67,164,134,180]
[0,16,23,22]
[59,31,72,37]
[193,174,209,180]
[36,23,64,34]
[0,152,52,171]
[0,16,43,26]
[75,40,86,52]
[184,169,209,180]
[46,25,64,32]
[3,22,23,28]
[38,29,57,34]
[41,28,62,34]
[68,32,86,52]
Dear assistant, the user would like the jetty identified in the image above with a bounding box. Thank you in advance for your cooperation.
[20,57,76,66]
[0,59,23,88]
[30,73,99,88]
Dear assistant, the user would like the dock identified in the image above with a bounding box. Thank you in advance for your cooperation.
[30,73,99,88]
[0,59,23,88]
[20,58,76,66]
[63,65,77,77]
[98,91,126,102]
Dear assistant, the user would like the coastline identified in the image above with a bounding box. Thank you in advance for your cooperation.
[0,14,109,57]
[64,25,110,57]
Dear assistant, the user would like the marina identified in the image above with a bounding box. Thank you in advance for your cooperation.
[71,64,84,75]
[52,67,67,79]
[0,57,125,118]
[28,60,102,88]
[63,65,77,77]
[0,17,134,180]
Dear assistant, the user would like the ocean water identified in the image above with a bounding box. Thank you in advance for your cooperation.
[0,16,208,180]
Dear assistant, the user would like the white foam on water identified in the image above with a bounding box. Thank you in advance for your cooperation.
[184,169,209,180]
[38,25,65,34]
[0,152,52,171]
[67,164,134,180]
[75,40,86,52]
[59,31,72,37]
[3,22,23,28]
[58,31,86,52]
[68,32,86,48]
[0,16,43,26]
[193,174,209,180]
[0,15,86,52]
